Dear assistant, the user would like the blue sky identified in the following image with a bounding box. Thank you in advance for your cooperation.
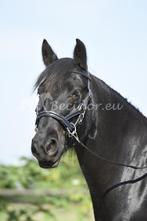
[0,0,147,164]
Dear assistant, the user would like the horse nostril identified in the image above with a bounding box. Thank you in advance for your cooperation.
[45,138,58,156]
[31,138,39,155]
[31,144,37,155]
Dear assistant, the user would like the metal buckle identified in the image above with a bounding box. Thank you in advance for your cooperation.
[66,123,78,137]
[78,112,85,124]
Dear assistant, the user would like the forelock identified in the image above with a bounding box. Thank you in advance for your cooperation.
[34,58,76,92]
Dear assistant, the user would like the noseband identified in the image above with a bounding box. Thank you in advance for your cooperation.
[35,70,91,138]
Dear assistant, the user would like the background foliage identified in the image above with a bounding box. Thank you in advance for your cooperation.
[0,154,94,221]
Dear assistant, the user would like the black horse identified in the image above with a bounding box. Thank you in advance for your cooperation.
[31,39,147,221]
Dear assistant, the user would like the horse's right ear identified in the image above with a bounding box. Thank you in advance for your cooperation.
[42,39,58,66]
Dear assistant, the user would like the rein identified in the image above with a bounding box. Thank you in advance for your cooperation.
[35,70,147,197]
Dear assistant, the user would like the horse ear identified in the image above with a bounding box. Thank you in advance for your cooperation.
[73,39,88,70]
[42,39,58,66]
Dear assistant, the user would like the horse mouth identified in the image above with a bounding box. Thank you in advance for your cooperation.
[39,160,59,169]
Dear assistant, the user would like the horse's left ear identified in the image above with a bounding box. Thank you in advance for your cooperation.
[42,39,58,66]
[73,39,88,70]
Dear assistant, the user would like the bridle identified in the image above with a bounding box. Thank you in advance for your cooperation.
[35,69,147,197]
[35,70,91,139]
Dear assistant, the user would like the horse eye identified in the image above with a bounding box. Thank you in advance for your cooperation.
[67,90,81,109]
[72,90,81,100]
[68,93,78,101]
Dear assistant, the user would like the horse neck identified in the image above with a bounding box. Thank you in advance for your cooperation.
[76,74,147,180]
[75,75,147,221]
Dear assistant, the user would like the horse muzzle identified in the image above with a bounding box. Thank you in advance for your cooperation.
[31,135,63,168]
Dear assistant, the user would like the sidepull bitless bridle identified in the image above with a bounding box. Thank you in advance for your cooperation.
[35,70,147,197]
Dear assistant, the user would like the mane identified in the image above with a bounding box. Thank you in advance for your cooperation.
[93,75,147,122]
